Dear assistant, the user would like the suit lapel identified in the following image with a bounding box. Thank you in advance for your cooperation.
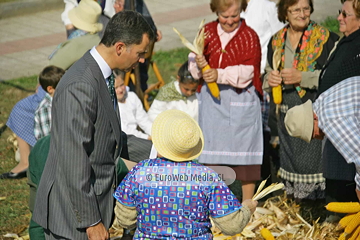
[84,52,122,158]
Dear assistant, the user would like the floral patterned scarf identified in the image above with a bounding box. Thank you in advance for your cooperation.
[272,20,330,98]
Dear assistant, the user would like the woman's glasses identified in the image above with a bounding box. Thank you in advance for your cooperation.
[338,9,354,18]
[288,6,311,15]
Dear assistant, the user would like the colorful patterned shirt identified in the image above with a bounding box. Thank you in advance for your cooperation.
[34,93,52,140]
[114,158,242,239]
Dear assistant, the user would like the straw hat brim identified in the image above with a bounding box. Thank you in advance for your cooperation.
[68,6,103,33]
[285,99,313,143]
[302,100,314,143]
[152,110,204,162]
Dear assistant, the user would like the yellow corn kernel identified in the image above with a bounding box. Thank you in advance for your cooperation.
[338,232,346,240]
[325,202,360,214]
[202,65,220,100]
[260,228,275,240]
[338,213,357,230]
[349,225,360,240]
[272,85,282,104]
[345,211,360,235]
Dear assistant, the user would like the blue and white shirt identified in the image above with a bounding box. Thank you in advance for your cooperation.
[313,76,360,190]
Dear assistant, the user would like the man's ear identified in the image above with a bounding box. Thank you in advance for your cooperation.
[115,42,126,56]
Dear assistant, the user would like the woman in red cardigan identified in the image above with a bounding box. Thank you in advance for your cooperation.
[188,0,263,201]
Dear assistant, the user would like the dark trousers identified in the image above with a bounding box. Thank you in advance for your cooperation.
[29,218,45,240]
[325,178,358,204]
[325,178,358,217]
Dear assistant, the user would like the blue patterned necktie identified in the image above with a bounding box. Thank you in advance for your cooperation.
[107,74,116,109]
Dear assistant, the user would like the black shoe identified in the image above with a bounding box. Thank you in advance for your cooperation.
[0,170,27,179]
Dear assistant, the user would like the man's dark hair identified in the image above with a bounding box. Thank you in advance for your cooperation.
[39,65,65,92]
[101,10,156,47]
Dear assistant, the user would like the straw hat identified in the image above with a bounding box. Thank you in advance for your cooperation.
[152,109,204,162]
[284,100,314,143]
[68,0,103,34]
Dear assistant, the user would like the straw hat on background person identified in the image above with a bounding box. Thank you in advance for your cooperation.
[284,99,314,143]
[152,109,204,162]
[68,0,103,34]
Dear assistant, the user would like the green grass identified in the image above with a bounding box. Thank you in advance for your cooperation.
[321,16,340,35]
[148,47,190,85]
[0,77,38,239]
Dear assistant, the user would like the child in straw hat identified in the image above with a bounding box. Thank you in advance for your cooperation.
[113,109,258,239]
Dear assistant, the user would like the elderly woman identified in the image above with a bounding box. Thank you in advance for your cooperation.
[189,0,263,201]
[317,0,360,205]
[263,0,339,200]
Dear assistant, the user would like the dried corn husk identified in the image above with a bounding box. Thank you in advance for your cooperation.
[173,19,205,55]
[212,195,341,240]
[173,20,220,100]
[252,179,284,201]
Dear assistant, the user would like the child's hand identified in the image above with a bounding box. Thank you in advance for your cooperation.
[241,199,258,214]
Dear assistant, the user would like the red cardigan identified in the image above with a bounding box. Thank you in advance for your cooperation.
[203,19,263,96]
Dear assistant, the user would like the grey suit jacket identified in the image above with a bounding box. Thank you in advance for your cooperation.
[33,51,122,239]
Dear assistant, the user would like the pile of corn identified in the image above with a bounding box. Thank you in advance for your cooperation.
[326,202,360,240]
[212,195,341,240]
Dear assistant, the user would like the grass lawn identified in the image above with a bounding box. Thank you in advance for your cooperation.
[0,76,39,239]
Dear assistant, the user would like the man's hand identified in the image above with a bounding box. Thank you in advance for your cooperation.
[86,222,109,240]
[356,189,360,202]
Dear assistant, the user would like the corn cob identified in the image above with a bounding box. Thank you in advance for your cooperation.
[272,85,282,104]
[325,202,360,214]
[338,232,346,240]
[349,225,360,240]
[345,211,360,235]
[260,228,275,240]
[272,48,282,105]
[201,65,220,100]
[338,213,357,230]
[173,22,220,100]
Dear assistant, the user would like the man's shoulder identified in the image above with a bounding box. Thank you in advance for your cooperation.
[60,54,99,85]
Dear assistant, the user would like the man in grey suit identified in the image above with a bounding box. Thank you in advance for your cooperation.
[32,11,155,240]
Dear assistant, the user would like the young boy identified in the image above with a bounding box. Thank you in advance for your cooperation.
[28,65,64,239]
[34,65,65,140]
[114,69,153,163]
[113,109,258,239]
